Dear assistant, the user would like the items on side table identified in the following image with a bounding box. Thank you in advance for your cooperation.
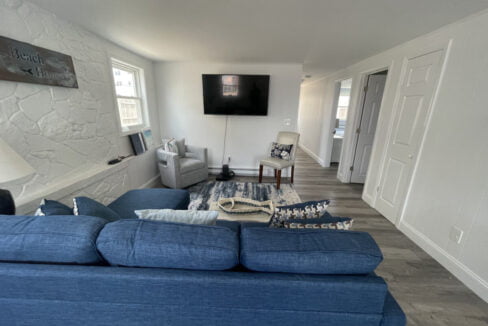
[259,131,300,189]
[157,138,209,189]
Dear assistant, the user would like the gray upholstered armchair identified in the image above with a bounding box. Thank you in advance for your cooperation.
[157,144,208,189]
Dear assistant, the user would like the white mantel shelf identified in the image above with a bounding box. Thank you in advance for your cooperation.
[15,157,133,215]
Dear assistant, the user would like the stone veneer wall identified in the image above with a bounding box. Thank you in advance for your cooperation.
[0,0,161,206]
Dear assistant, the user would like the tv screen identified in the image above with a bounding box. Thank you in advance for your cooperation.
[202,74,269,115]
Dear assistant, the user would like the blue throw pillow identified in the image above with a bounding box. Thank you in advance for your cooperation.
[73,197,121,222]
[35,199,73,216]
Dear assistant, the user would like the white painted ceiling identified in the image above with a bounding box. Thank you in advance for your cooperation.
[30,0,488,78]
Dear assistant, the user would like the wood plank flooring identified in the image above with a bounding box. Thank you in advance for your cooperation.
[235,149,488,325]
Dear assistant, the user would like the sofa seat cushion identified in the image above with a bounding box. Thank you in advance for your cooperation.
[108,189,190,219]
[180,157,205,174]
[97,219,239,270]
[0,263,390,319]
[0,215,107,264]
[240,228,383,274]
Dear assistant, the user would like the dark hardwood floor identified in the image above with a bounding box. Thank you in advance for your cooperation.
[240,148,488,325]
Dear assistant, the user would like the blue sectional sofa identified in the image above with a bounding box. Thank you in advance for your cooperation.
[0,189,405,326]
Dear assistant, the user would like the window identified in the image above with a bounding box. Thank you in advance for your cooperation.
[111,59,148,133]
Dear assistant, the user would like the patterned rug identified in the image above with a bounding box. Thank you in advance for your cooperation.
[187,181,301,210]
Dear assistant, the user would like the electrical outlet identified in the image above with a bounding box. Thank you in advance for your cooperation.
[283,118,291,126]
[449,226,464,244]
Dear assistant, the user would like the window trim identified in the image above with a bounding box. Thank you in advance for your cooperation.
[110,58,150,136]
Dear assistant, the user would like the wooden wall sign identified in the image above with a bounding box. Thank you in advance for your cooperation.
[0,35,78,88]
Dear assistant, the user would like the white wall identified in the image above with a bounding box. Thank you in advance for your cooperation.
[297,10,488,301]
[0,0,161,209]
[155,62,302,174]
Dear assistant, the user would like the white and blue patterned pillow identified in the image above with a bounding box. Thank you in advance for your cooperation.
[270,142,293,160]
[284,217,353,230]
[269,200,330,228]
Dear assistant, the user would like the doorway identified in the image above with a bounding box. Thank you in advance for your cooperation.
[330,78,352,165]
[350,70,388,183]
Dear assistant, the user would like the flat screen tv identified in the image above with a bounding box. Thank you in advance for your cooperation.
[202,74,269,115]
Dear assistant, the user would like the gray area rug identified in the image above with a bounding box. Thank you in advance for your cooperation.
[188,181,301,210]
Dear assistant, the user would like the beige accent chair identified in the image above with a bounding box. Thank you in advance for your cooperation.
[258,131,300,189]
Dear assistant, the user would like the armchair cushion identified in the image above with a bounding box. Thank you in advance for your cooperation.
[175,138,186,157]
[260,157,294,169]
[180,158,206,174]
[186,145,208,165]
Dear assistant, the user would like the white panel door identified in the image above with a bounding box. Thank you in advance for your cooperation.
[351,74,387,183]
[375,50,445,223]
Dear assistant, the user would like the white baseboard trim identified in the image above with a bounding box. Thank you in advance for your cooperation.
[399,220,488,303]
[298,144,326,166]
[138,175,161,189]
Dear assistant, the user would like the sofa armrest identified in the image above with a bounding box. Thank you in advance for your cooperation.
[186,145,207,165]
[157,149,180,171]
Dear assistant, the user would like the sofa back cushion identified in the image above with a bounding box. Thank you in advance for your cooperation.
[240,228,383,274]
[0,215,107,264]
[97,219,239,270]
[107,189,190,218]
